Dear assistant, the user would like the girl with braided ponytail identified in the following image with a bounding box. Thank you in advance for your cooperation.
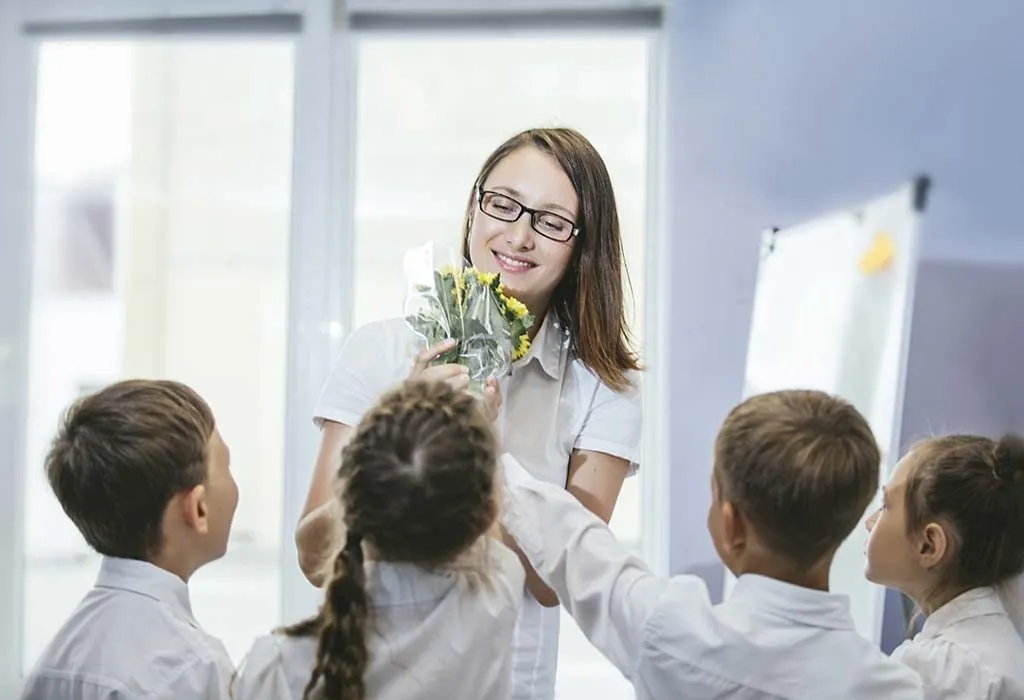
[235,380,524,700]
[865,433,1024,699]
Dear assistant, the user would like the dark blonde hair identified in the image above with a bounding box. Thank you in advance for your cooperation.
[462,127,640,393]
[902,434,1024,589]
[286,380,499,700]
[714,390,880,568]
[45,379,215,559]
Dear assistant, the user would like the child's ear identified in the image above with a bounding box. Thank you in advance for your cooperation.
[721,500,747,553]
[917,521,949,569]
[180,484,211,535]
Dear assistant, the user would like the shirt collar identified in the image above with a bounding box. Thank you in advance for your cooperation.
[919,587,1008,639]
[728,573,856,631]
[512,312,568,381]
[364,560,456,607]
[95,556,197,625]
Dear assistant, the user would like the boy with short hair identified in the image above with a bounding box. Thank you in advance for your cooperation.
[501,389,924,699]
[22,379,238,700]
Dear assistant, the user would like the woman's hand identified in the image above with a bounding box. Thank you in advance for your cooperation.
[409,339,469,391]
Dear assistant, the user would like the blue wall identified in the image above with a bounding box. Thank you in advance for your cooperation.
[664,0,1024,599]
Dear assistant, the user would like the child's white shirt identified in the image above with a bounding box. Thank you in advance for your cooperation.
[234,541,525,700]
[500,453,925,700]
[21,557,234,700]
[893,587,1024,700]
[313,315,642,700]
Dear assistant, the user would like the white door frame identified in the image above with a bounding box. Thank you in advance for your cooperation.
[0,1,37,695]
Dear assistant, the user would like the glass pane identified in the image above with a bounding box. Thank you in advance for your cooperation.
[23,40,295,671]
[353,34,650,700]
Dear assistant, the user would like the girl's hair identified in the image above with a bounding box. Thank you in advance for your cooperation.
[462,127,641,393]
[904,433,1024,590]
[284,380,498,700]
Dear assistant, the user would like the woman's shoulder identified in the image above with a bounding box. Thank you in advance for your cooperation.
[562,359,643,418]
[564,357,642,396]
[328,317,418,378]
[343,317,417,351]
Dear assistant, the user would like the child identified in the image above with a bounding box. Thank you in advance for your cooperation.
[21,379,238,700]
[865,434,1024,699]
[234,380,524,700]
[500,389,925,699]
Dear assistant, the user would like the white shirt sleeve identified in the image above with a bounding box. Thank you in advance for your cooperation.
[234,635,298,700]
[893,638,1005,700]
[499,454,667,679]
[573,370,643,472]
[314,319,408,428]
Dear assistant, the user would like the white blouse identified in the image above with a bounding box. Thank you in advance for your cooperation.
[313,314,643,700]
[500,453,925,700]
[893,587,1024,700]
[235,542,525,700]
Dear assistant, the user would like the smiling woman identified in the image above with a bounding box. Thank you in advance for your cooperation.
[463,129,639,393]
[296,126,644,700]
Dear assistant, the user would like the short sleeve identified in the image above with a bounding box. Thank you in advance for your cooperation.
[313,318,413,428]
[573,370,643,474]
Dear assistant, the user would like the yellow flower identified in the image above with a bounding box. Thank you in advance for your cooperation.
[512,333,531,361]
[475,270,498,286]
[504,296,529,319]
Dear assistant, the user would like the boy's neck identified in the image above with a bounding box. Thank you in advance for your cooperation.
[150,545,202,584]
[737,554,833,592]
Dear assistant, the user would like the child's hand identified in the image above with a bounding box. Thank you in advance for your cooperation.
[480,378,502,423]
[408,339,470,391]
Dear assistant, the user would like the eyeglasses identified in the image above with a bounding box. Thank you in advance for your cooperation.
[476,188,579,242]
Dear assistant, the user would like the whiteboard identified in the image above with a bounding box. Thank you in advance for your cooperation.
[724,178,927,644]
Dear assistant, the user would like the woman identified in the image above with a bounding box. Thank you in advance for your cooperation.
[296,127,643,700]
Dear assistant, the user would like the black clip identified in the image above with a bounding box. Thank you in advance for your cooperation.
[762,226,780,258]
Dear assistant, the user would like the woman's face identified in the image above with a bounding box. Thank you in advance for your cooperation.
[467,146,578,318]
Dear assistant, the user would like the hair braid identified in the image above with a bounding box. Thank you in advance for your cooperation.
[303,531,369,700]
[286,380,500,695]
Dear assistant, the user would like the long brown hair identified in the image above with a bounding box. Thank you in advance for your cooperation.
[284,380,499,700]
[462,127,641,393]
[903,434,1024,590]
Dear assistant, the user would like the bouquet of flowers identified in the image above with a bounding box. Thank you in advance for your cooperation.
[404,243,534,394]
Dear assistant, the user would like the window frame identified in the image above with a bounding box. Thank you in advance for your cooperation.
[0,1,670,692]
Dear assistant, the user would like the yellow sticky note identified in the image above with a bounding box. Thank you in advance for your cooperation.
[859,232,895,274]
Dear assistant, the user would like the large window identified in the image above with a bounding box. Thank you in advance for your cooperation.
[352,33,652,699]
[23,39,295,670]
[5,14,661,700]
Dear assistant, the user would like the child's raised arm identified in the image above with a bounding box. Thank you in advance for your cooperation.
[498,453,669,679]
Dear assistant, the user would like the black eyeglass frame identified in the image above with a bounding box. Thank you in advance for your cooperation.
[475,187,580,242]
